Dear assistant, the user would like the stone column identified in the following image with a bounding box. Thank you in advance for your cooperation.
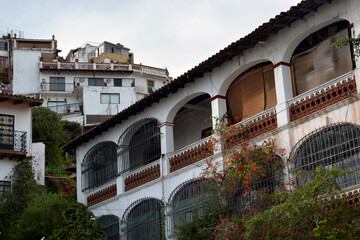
[273,62,293,127]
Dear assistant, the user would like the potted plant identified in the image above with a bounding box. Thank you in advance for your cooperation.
[76,82,80,86]
[90,58,94,63]
[75,59,79,63]
[104,82,107,87]
[58,58,62,62]
[67,106,70,113]
[79,104,83,111]
[110,59,114,63]
[127,58,132,64]
[131,80,135,87]
[39,56,44,61]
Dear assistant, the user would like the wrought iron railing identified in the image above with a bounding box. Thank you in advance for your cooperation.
[14,130,27,152]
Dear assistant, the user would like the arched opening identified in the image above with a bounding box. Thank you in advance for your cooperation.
[121,198,164,240]
[81,141,117,191]
[98,214,120,240]
[290,20,354,96]
[118,118,161,173]
[173,94,212,150]
[168,179,209,235]
[226,62,277,124]
[290,123,360,188]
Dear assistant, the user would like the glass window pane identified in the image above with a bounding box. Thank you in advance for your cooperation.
[110,94,119,104]
[101,94,110,104]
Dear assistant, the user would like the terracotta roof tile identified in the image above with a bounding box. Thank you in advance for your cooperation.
[63,0,330,150]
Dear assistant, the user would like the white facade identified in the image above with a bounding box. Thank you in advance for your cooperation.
[39,62,169,127]
[0,95,45,196]
[66,0,360,239]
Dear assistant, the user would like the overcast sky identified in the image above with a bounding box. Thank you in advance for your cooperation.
[0,0,301,78]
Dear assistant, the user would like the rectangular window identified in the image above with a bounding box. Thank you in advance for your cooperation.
[0,59,4,68]
[48,101,67,114]
[88,78,104,86]
[147,80,155,93]
[49,77,65,91]
[101,93,120,104]
[0,181,11,198]
[114,79,122,87]
[0,114,14,150]
[0,41,7,51]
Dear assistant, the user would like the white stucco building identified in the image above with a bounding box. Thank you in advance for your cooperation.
[64,0,360,239]
[0,93,45,197]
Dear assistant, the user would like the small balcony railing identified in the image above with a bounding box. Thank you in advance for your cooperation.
[168,136,213,173]
[0,130,27,152]
[47,102,83,114]
[225,107,278,149]
[40,61,169,78]
[41,82,74,92]
[288,71,356,122]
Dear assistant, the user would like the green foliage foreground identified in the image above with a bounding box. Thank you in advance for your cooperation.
[0,160,105,240]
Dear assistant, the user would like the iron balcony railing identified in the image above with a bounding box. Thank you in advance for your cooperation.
[0,130,27,152]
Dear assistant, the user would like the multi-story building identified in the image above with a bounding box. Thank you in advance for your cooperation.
[0,93,45,196]
[0,34,170,127]
[39,59,170,128]
[63,0,360,239]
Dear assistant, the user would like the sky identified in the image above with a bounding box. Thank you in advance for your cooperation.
[0,0,302,78]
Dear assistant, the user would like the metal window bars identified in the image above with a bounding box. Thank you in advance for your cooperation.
[167,178,210,238]
[289,122,360,189]
[98,215,120,240]
[117,118,161,174]
[120,198,164,240]
[81,142,118,191]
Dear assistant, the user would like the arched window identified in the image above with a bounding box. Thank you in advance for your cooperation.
[291,20,354,95]
[168,179,209,235]
[82,142,117,191]
[290,123,360,188]
[234,163,284,215]
[226,62,277,123]
[98,215,119,240]
[118,118,161,173]
[121,198,164,240]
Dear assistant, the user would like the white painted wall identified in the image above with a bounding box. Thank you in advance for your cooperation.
[0,159,17,181]
[73,0,360,236]
[0,101,32,154]
[13,49,42,95]
[31,142,45,185]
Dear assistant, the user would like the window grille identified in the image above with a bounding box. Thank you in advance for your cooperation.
[49,77,65,91]
[168,179,209,236]
[121,198,164,240]
[0,181,11,198]
[118,118,161,173]
[289,122,360,188]
[89,78,104,86]
[233,172,284,216]
[82,142,117,191]
[0,114,14,150]
[98,215,120,240]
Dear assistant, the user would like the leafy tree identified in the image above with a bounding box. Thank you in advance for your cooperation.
[175,118,360,240]
[0,159,105,240]
[32,107,65,166]
[61,120,82,146]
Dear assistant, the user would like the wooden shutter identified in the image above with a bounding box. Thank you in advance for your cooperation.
[292,29,352,95]
[263,64,277,109]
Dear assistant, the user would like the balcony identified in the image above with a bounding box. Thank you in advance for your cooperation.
[40,61,169,78]
[47,102,83,114]
[40,82,74,93]
[0,130,27,159]
[168,136,213,173]
[288,71,356,122]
